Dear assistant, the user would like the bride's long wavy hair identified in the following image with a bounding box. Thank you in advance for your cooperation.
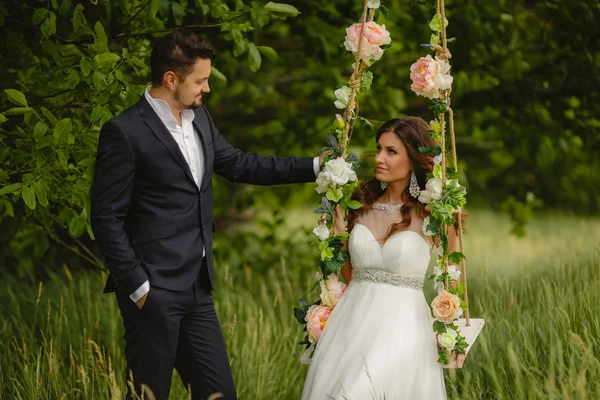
[348,117,438,242]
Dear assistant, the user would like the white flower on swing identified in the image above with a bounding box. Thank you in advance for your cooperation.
[410,55,453,99]
[433,154,443,165]
[367,0,380,9]
[315,157,358,194]
[437,328,458,350]
[419,177,443,204]
[312,224,330,241]
[433,265,462,293]
[334,86,352,109]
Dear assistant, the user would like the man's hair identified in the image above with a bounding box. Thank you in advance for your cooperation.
[150,31,215,86]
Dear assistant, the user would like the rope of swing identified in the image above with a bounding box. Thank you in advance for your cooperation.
[436,0,470,325]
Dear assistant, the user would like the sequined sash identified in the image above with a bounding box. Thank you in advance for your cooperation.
[352,269,424,290]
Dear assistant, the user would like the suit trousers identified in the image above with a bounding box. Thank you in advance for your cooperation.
[115,263,236,400]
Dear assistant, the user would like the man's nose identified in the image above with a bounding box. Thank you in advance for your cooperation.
[204,82,211,93]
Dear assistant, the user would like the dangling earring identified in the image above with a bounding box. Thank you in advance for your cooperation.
[409,171,420,198]
[380,181,387,191]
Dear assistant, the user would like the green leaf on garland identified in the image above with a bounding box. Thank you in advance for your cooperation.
[360,71,373,93]
[448,251,466,264]
[429,13,448,33]
[433,320,447,332]
[418,145,442,156]
[293,307,307,324]
[347,200,362,210]
[326,187,343,202]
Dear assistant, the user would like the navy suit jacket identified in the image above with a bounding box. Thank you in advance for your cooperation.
[90,96,315,294]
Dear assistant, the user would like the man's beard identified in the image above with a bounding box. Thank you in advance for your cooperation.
[174,88,202,110]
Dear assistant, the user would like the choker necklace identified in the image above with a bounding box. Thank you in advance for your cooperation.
[373,203,403,215]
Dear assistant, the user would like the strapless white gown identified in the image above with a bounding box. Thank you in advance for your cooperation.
[301,223,447,400]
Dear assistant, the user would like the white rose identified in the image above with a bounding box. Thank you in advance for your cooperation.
[437,329,458,350]
[312,224,330,241]
[425,178,443,200]
[323,157,357,186]
[433,154,443,165]
[334,86,352,109]
[315,174,330,194]
[436,246,444,257]
[367,0,380,9]
[418,189,432,204]
[447,264,462,282]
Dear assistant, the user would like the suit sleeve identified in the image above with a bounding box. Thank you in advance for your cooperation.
[90,119,148,294]
[202,106,316,185]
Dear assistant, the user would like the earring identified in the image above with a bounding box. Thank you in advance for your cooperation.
[409,171,420,198]
[380,181,387,191]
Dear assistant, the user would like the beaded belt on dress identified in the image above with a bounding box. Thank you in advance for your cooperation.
[352,269,424,290]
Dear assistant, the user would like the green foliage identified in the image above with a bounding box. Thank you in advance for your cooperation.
[0,0,301,276]
[1,0,599,276]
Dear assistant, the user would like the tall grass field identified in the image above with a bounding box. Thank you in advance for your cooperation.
[1,209,599,399]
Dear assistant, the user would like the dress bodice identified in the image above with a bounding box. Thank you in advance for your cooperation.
[349,223,431,278]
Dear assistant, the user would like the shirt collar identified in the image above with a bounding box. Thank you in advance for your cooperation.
[144,86,195,129]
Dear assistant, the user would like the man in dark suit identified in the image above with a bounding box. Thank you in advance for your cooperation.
[90,31,325,399]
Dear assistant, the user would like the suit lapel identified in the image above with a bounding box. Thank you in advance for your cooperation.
[138,97,198,189]
[192,110,212,192]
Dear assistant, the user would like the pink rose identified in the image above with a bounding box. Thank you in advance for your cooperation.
[344,21,392,61]
[410,55,453,99]
[305,305,332,344]
[431,290,463,323]
[319,273,347,308]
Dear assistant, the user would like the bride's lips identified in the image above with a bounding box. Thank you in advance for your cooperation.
[376,167,387,172]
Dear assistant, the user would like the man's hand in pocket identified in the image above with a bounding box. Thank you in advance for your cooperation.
[136,291,149,309]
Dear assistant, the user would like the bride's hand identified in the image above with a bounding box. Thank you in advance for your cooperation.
[333,205,345,236]
[451,351,466,368]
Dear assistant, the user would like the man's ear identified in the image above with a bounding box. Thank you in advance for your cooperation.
[163,71,178,91]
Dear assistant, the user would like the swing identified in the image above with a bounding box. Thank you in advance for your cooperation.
[295,0,484,369]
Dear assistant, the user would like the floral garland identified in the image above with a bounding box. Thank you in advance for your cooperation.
[294,0,470,367]
[293,0,390,352]
[410,5,470,364]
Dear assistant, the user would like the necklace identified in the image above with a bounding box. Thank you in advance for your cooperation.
[373,203,403,215]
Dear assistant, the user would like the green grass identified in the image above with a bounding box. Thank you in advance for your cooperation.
[1,209,599,399]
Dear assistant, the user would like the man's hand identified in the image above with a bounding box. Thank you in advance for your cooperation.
[136,291,149,309]
[318,150,335,168]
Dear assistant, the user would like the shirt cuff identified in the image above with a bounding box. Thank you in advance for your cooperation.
[313,157,320,177]
[130,280,150,303]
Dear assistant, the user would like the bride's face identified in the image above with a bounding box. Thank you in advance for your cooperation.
[374,131,411,184]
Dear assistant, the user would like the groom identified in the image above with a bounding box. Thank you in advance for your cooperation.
[91,31,323,400]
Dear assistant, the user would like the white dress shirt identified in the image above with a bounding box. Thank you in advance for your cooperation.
[130,86,320,302]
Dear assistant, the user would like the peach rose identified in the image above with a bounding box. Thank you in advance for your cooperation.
[410,55,453,99]
[305,304,332,344]
[344,21,391,61]
[431,290,463,323]
[319,274,347,308]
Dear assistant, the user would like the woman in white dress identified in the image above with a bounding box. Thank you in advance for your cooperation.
[302,117,462,400]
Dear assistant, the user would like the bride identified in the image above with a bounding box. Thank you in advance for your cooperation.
[302,117,463,400]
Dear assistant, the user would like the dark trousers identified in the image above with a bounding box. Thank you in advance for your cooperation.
[115,266,236,400]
